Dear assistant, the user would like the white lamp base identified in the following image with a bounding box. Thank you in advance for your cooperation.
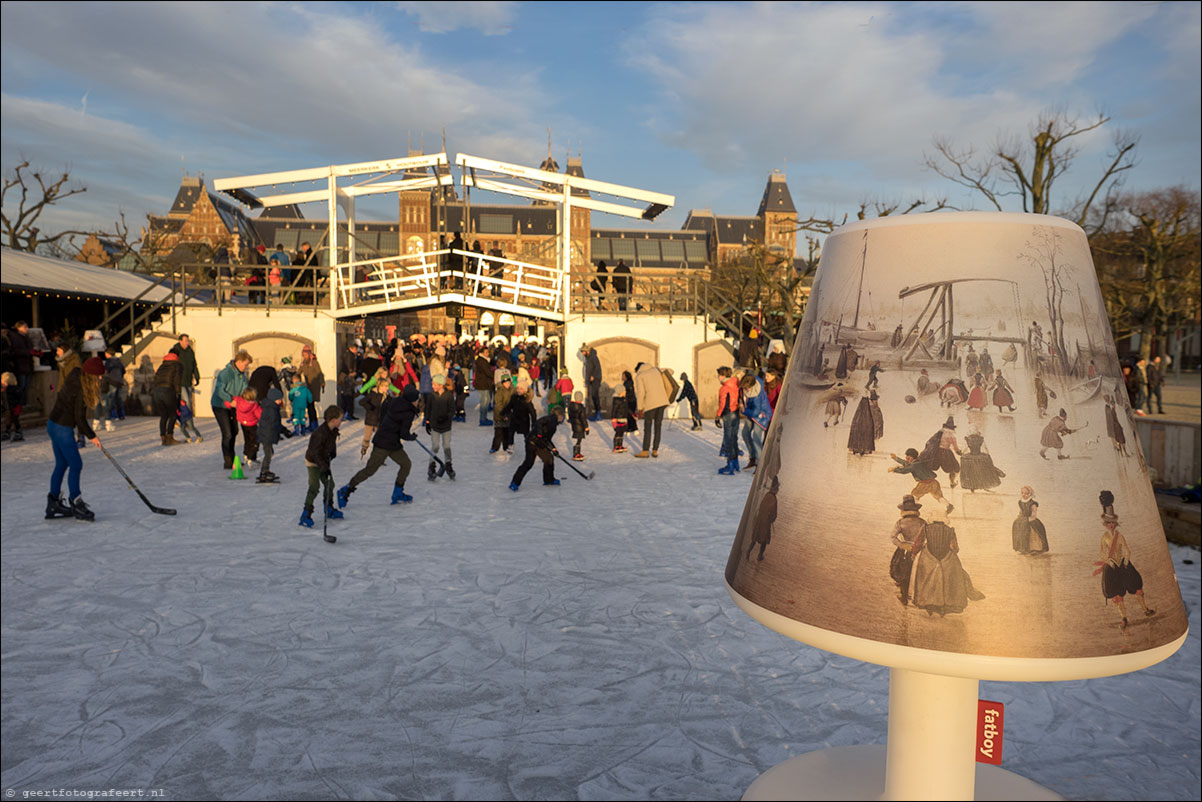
[743,745,1062,801]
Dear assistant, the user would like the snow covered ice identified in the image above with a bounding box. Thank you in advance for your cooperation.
[2,408,1198,800]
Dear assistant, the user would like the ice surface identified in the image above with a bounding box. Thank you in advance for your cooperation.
[2,407,1198,800]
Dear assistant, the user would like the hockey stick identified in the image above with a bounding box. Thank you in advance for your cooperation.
[554,451,595,480]
[322,476,336,543]
[414,438,447,471]
[99,445,177,515]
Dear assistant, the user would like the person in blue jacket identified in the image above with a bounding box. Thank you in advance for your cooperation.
[211,350,251,471]
[740,372,772,472]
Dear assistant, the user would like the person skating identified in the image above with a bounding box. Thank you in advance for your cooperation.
[491,359,514,454]
[745,475,779,561]
[503,381,536,452]
[888,448,954,516]
[256,386,285,483]
[451,363,468,423]
[233,386,263,468]
[1039,408,1078,460]
[299,405,343,536]
[45,355,104,521]
[716,366,741,473]
[425,373,456,480]
[1,370,22,442]
[358,367,389,457]
[509,406,564,491]
[212,350,252,470]
[288,373,312,437]
[610,387,631,453]
[473,347,494,426]
[152,351,183,446]
[568,391,589,460]
[888,495,926,606]
[338,384,420,507]
[678,372,702,429]
[633,361,670,458]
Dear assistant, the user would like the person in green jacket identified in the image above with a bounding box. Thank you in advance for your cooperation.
[211,350,251,470]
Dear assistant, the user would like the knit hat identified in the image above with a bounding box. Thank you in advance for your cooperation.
[433,373,446,386]
[82,357,106,376]
[324,405,342,422]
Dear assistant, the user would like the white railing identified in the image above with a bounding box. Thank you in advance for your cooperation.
[330,249,564,315]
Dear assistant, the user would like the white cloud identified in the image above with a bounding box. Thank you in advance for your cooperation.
[394,1,517,34]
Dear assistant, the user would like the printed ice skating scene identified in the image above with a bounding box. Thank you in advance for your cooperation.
[726,214,1188,659]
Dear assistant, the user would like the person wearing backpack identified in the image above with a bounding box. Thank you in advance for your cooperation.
[633,361,670,458]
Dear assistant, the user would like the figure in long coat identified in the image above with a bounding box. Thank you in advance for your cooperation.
[978,347,994,378]
[746,475,779,562]
[847,391,878,456]
[1104,395,1128,456]
[1039,408,1077,460]
[1095,491,1153,630]
[1034,374,1050,417]
[835,345,850,379]
[1011,485,1049,553]
[911,521,984,615]
[889,495,925,606]
[990,370,1016,412]
[920,416,961,488]
[966,372,987,410]
[960,429,1005,492]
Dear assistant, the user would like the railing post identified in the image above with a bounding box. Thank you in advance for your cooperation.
[182,270,187,317]
[171,273,177,334]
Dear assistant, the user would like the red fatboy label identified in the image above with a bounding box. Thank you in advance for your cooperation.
[977,700,1004,765]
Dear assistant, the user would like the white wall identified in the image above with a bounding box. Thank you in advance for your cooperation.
[171,307,338,417]
[563,313,728,418]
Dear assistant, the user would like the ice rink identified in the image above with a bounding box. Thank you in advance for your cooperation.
[2,409,1198,800]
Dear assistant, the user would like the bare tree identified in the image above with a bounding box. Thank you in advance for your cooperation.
[1,161,87,252]
[1018,225,1074,376]
[1093,187,1202,359]
[925,110,1137,235]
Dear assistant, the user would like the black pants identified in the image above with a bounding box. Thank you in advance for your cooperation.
[305,466,334,512]
[643,405,665,451]
[154,388,178,437]
[260,442,274,475]
[492,426,512,451]
[688,398,701,424]
[588,382,601,417]
[306,400,319,428]
[212,406,238,466]
[350,446,412,489]
[512,436,554,486]
[241,424,259,461]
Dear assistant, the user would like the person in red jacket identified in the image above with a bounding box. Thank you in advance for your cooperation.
[716,367,742,475]
[234,387,262,466]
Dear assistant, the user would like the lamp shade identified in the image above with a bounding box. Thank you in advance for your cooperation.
[725,212,1187,682]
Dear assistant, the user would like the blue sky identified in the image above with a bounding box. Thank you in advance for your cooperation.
[2,1,1199,244]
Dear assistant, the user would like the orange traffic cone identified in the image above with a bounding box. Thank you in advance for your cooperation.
[229,454,246,480]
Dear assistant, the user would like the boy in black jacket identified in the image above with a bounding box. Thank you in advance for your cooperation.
[300,405,343,533]
[679,372,702,429]
[257,386,285,483]
[568,391,589,460]
[610,390,630,453]
[339,384,420,507]
[509,407,563,491]
[426,373,457,480]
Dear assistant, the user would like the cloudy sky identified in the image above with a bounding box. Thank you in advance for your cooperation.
[2,1,1199,242]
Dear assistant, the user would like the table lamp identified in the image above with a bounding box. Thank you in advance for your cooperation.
[725,212,1188,800]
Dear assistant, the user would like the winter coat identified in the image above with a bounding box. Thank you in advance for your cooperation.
[8,329,34,375]
[391,360,419,392]
[503,393,535,436]
[104,355,127,387]
[152,360,182,397]
[359,391,383,427]
[258,387,284,445]
[742,377,772,431]
[169,344,200,388]
[419,363,433,395]
[679,378,699,404]
[338,349,359,381]
[611,394,630,422]
[634,363,669,412]
[234,395,262,428]
[299,357,324,401]
[288,384,313,423]
[374,386,420,451]
[623,377,638,414]
[210,360,247,409]
[531,413,559,449]
[473,355,494,390]
[305,421,339,473]
[583,351,602,387]
[493,374,514,427]
[248,366,282,404]
[426,390,456,433]
[48,367,96,439]
[717,376,740,416]
[568,401,589,438]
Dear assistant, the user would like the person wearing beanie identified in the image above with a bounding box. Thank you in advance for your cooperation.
[338,384,420,508]
[45,354,104,521]
[425,372,456,480]
[256,386,285,483]
[300,405,343,534]
[152,351,183,446]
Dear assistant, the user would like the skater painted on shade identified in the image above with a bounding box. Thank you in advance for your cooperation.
[338,384,420,508]
[847,390,881,456]
[1011,485,1049,554]
[889,448,954,516]
[1103,394,1128,456]
[299,405,343,533]
[509,406,563,491]
[568,391,589,461]
[745,475,779,562]
[1034,374,1051,418]
[1095,492,1154,630]
[920,416,962,489]
[1039,408,1077,460]
[889,495,926,606]
[45,356,104,521]
[990,369,1016,412]
[959,428,1005,492]
[865,360,884,390]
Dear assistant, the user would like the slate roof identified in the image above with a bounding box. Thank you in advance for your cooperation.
[590,229,709,269]
[757,172,796,216]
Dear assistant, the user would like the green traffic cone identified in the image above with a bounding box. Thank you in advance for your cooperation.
[229,454,246,480]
